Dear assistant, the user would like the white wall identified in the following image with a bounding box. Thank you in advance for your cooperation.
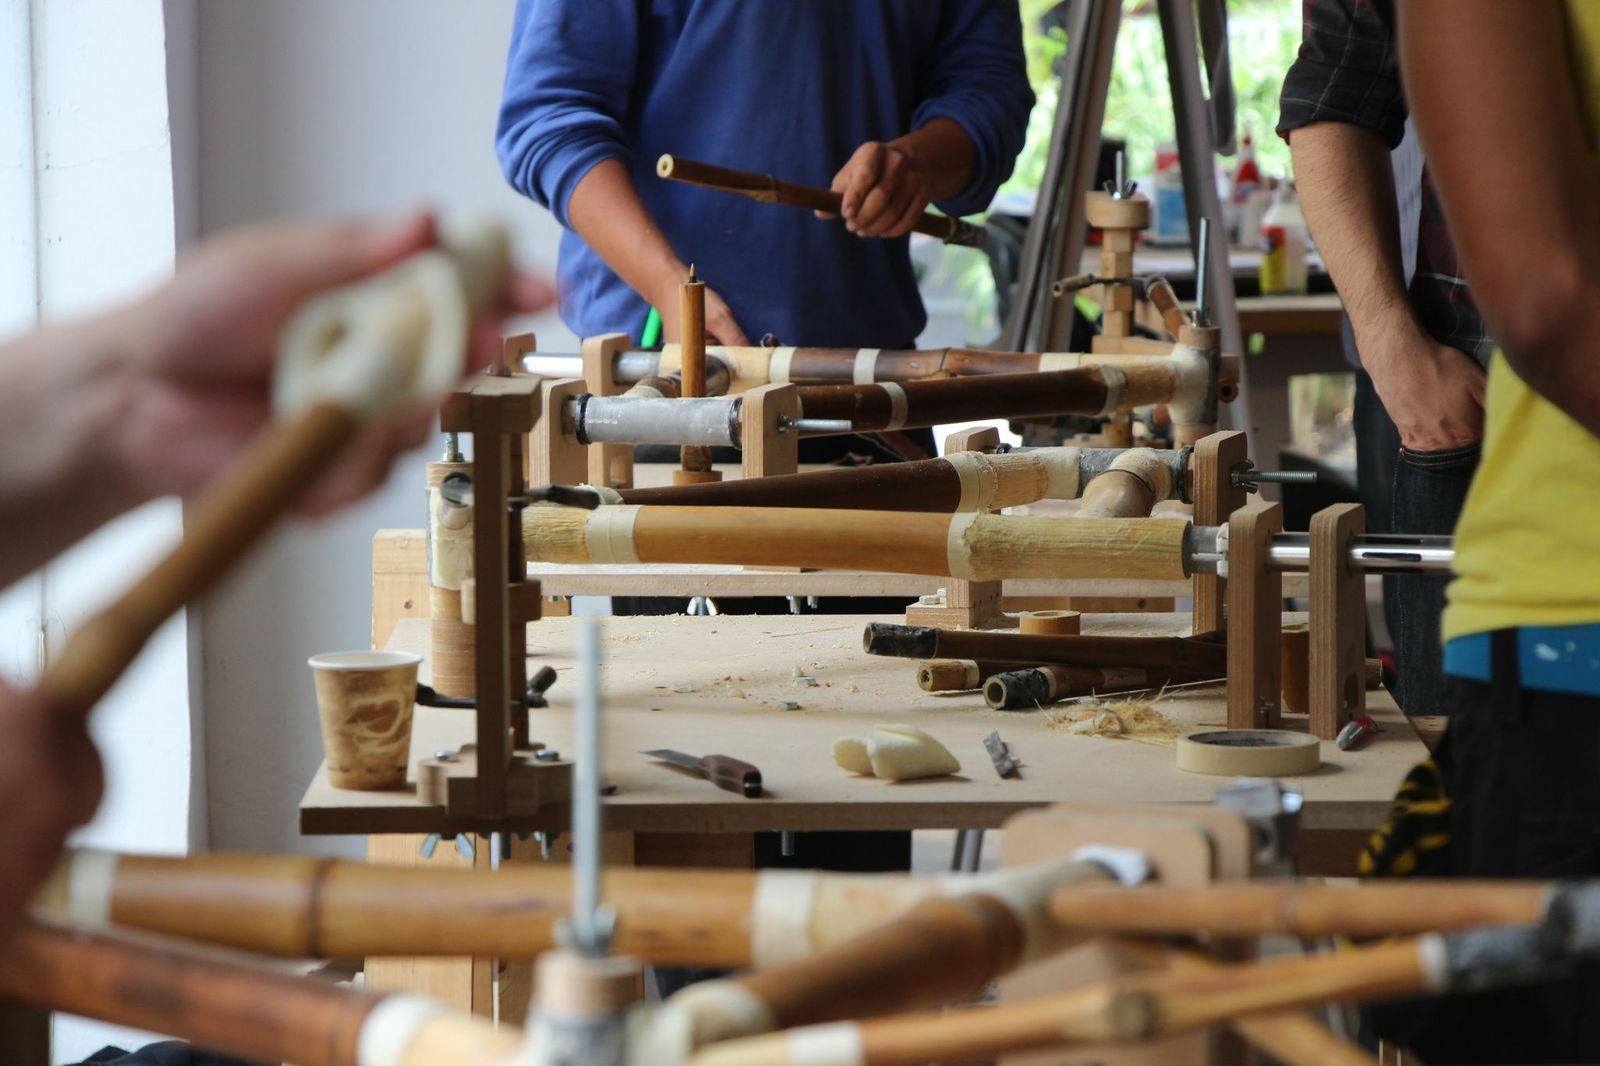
[188,0,569,855]
[0,1,198,1058]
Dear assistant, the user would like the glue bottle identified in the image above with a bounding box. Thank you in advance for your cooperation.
[1149,143,1189,246]
[1258,181,1308,295]
[1228,131,1263,241]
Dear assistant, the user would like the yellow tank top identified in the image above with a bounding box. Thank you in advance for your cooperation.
[1443,3,1600,641]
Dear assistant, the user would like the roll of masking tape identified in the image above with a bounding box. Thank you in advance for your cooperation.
[1176,729,1320,777]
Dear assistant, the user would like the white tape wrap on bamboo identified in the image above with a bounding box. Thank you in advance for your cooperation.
[1036,352,1088,373]
[1037,446,1083,499]
[938,854,1130,963]
[878,382,908,431]
[852,348,879,385]
[428,486,474,589]
[944,451,1000,512]
[662,979,778,1048]
[585,504,642,563]
[945,512,981,579]
[786,1023,866,1066]
[1166,345,1212,424]
[585,485,625,505]
[751,871,822,970]
[356,995,445,1066]
[1095,365,1129,416]
[33,848,119,927]
[768,347,796,385]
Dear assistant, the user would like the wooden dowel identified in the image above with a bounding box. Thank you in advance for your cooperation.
[524,506,1193,582]
[658,154,986,248]
[679,267,714,476]
[916,659,1005,692]
[866,623,1226,674]
[1048,880,1550,939]
[38,403,361,719]
[0,921,516,1066]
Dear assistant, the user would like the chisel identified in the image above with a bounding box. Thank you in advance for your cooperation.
[643,749,763,797]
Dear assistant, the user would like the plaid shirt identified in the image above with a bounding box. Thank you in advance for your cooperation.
[1277,0,1492,365]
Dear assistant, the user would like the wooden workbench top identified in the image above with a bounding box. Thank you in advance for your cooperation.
[299,614,1421,837]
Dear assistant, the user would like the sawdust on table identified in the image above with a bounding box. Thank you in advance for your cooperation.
[1044,693,1182,747]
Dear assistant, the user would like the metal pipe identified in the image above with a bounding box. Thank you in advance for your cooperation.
[1184,529,1455,576]
[569,618,606,956]
[569,395,740,447]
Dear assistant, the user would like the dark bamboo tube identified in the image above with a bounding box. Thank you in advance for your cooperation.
[1048,880,1551,939]
[865,623,1227,675]
[796,368,1110,431]
[658,154,986,248]
[0,921,515,1066]
[39,403,362,718]
[619,449,1081,512]
[983,664,1202,710]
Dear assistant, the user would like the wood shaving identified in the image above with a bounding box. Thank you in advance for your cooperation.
[842,683,860,694]
[728,687,746,699]
[1045,695,1180,746]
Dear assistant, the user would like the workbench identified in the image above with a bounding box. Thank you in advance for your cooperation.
[301,612,1421,839]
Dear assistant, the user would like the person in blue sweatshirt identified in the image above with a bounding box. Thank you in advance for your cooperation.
[496,0,1034,352]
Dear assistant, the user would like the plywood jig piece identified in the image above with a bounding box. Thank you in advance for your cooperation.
[1309,503,1366,740]
[1226,500,1283,730]
[583,332,635,490]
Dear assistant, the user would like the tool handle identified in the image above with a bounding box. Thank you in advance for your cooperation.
[700,754,763,798]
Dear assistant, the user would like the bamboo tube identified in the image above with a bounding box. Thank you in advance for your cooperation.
[36,849,1066,970]
[40,403,363,718]
[0,921,517,1066]
[1048,880,1551,939]
[679,267,716,478]
[865,623,1227,674]
[620,448,1084,513]
[524,506,1193,582]
[1077,447,1175,518]
[795,367,1117,430]
[983,664,1195,710]
[691,939,1438,1066]
[1019,609,1081,635]
[659,154,986,248]
[916,659,1005,692]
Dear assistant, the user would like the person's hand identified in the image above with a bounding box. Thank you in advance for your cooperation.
[1365,335,1487,451]
[108,213,555,514]
[0,682,103,934]
[817,141,935,238]
[654,275,750,346]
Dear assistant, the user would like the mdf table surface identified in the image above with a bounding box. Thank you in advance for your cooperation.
[300,614,1422,838]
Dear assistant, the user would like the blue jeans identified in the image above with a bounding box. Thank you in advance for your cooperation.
[1386,441,1480,715]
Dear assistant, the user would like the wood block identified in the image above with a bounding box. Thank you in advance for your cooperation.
[364,833,478,1016]
[740,383,801,480]
[1084,191,1150,231]
[1191,431,1249,636]
[998,804,1251,1066]
[912,427,1009,629]
[440,374,541,435]
[532,379,587,489]
[1227,501,1284,729]
[1309,503,1366,740]
[416,746,573,819]
[460,579,543,627]
[373,530,429,651]
[1065,595,1175,614]
[583,333,635,490]
[502,331,538,374]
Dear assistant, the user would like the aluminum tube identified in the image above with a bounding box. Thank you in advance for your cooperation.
[1186,530,1455,576]
[569,395,740,447]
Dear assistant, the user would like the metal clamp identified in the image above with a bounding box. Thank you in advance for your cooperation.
[1230,460,1318,493]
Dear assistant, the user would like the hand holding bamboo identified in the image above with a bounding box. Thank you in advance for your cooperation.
[659,154,987,248]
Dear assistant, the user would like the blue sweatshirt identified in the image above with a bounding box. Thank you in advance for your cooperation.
[497,0,1033,348]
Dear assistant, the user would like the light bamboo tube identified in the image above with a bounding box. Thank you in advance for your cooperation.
[1076,447,1174,518]
[1049,880,1551,939]
[691,939,1436,1066]
[524,505,1191,582]
[34,849,1022,969]
[915,659,1005,692]
[0,921,518,1066]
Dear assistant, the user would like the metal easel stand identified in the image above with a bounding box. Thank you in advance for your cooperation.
[1002,0,1250,438]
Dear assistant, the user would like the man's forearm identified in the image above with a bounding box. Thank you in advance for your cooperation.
[567,158,688,312]
[0,313,147,587]
[1290,122,1428,359]
[891,118,976,202]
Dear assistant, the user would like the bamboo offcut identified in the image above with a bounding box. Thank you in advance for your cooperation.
[983,664,1195,710]
[679,268,715,477]
[524,506,1193,582]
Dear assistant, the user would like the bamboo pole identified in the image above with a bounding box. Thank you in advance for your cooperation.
[1048,880,1551,939]
[658,154,987,248]
[982,664,1201,710]
[691,939,1438,1066]
[620,448,1084,513]
[677,266,717,481]
[1077,447,1175,517]
[916,659,1006,692]
[0,921,517,1066]
[865,623,1226,674]
[524,506,1193,582]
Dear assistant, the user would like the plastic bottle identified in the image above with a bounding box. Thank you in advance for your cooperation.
[1259,181,1309,295]
[1229,131,1263,242]
[1149,143,1189,246]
